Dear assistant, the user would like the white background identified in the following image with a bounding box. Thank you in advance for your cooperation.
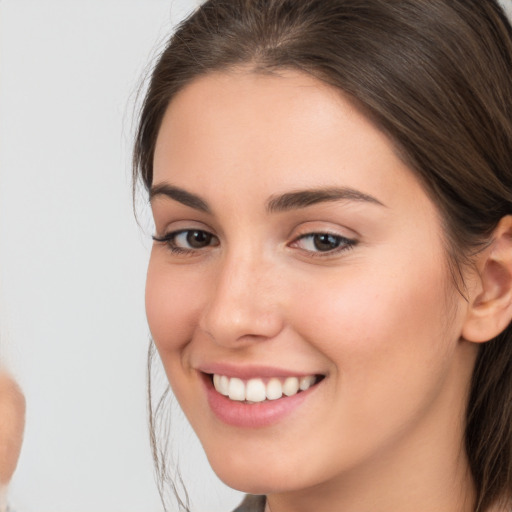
[1,1,511,511]
[0,1,242,511]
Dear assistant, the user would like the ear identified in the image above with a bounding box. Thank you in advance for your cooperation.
[462,215,512,343]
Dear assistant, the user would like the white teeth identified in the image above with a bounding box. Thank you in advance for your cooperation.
[246,379,267,402]
[212,374,319,402]
[219,375,230,395]
[266,378,283,400]
[228,377,245,401]
[299,375,316,391]
[283,377,300,397]
[214,374,229,396]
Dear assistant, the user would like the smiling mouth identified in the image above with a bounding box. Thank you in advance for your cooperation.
[210,374,324,403]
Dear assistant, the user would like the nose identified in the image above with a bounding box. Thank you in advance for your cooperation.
[199,251,285,347]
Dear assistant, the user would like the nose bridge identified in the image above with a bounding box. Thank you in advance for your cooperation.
[200,244,284,345]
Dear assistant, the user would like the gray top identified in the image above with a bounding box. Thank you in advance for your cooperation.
[232,495,266,512]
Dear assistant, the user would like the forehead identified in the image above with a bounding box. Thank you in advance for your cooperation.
[152,69,427,213]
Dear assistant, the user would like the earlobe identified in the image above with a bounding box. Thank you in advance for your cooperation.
[462,215,512,344]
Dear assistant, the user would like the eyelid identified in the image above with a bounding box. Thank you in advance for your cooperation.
[288,221,358,242]
[153,217,216,238]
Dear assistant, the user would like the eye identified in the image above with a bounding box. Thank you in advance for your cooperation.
[176,230,216,249]
[291,232,356,254]
[153,229,219,253]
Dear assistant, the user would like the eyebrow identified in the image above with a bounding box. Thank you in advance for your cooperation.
[150,183,211,213]
[149,183,385,214]
[266,187,385,213]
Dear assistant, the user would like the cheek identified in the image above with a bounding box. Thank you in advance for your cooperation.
[290,252,458,405]
[293,257,450,342]
[145,254,210,410]
[145,253,203,356]
[279,256,464,469]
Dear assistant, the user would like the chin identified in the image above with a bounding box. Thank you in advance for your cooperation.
[213,466,293,495]
[204,443,322,496]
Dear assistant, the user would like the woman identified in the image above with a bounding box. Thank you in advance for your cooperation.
[133,1,512,511]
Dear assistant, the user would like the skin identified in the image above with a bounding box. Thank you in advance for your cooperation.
[0,371,25,485]
[146,70,505,512]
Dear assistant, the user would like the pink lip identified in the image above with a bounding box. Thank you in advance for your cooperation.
[200,371,323,428]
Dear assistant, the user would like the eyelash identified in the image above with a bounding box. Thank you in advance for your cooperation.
[152,229,357,257]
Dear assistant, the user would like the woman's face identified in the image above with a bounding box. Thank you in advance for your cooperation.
[147,70,477,495]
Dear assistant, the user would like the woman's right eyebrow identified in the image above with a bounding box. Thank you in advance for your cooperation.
[149,183,211,213]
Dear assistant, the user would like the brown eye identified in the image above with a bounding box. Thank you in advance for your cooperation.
[186,230,214,248]
[291,232,357,255]
[312,234,342,252]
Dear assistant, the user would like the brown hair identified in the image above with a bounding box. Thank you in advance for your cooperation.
[134,1,512,510]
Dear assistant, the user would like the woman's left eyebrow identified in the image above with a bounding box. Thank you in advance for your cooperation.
[266,187,386,213]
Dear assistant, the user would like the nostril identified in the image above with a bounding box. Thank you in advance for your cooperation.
[199,313,285,348]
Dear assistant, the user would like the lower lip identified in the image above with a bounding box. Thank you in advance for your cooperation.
[202,374,320,428]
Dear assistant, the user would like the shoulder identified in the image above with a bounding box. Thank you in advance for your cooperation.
[231,495,266,512]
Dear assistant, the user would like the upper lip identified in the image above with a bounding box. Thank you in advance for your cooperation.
[196,363,324,380]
